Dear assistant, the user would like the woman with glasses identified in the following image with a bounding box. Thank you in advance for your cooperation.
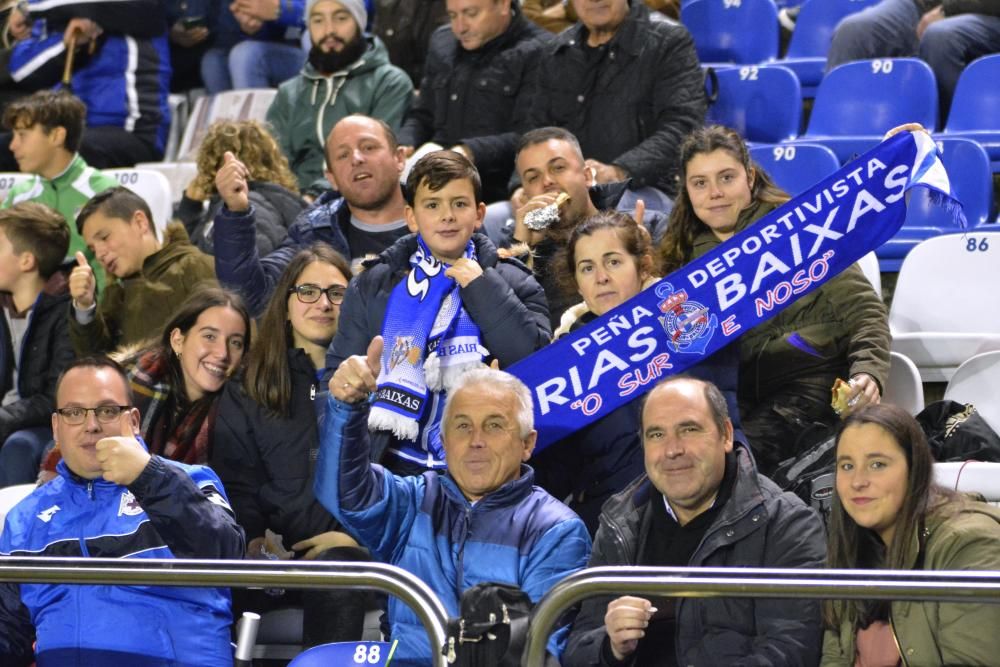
[212,243,368,646]
[40,287,251,481]
[823,403,1000,666]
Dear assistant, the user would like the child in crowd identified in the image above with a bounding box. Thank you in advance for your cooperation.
[329,150,550,474]
[2,90,118,293]
[68,187,217,356]
[0,203,74,486]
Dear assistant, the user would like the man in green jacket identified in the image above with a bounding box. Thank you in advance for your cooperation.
[267,0,413,195]
[2,90,118,292]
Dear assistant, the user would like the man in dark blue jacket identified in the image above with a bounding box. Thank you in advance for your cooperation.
[0,357,245,666]
[214,114,411,315]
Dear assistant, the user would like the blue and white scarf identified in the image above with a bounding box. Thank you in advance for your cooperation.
[369,236,488,443]
[510,131,965,451]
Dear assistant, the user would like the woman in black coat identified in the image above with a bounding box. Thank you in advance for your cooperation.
[212,242,367,646]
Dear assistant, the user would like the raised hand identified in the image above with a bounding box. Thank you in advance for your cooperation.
[95,410,149,486]
[215,151,251,213]
[331,336,383,403]
[69,251,97,309]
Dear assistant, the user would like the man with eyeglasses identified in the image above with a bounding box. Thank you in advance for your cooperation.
[0,357,244,667]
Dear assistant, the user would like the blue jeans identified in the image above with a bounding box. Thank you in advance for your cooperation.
[0,426,52,487]
[201,40,306,93]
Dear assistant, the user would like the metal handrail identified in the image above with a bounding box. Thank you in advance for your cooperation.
[0,557,451,667]
[524,566,1000,665]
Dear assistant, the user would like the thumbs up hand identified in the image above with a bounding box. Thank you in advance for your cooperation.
[95,409,150,486]
[215,150,251,213]
[331,336,383,403]
[69,251,97,309]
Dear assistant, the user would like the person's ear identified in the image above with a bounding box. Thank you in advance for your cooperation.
[522,429,538,461]
[747,167,756,191]
[131,209,153,236]
[49,126,67,149]
[394,145,407,172]
[638,253,653,282]
[404,205,419,233]
[169,327,185,356]
[18,251,36,273]
[475,201,485,230]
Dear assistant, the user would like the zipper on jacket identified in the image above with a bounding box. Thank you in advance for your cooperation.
[455,506,471,595]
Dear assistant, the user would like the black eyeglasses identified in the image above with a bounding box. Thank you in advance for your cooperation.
[288,283,346,305]
[55,405,132,425]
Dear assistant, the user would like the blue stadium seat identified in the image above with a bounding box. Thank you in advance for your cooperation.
[937,54,1000,172]
[790,58,938,163]
[749,143,840,196]
[288,641,394,667]
[706,65,801,143]
[682,0,779,65]
[877,137,992,271]
[779,0,880,96]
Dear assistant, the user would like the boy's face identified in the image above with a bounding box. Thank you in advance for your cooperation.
[405,177,484,263]
[9,123,62,176]
[81,210,150,278]
[0,228,28,291]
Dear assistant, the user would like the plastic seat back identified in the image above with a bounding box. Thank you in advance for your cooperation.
[749,143,840,196]
[176,88,278,161]
[682,0,779,64]
[807,58,938,136]
[104,169,174,236]
[944,54,1000,133]
[889,232,1000,335]
[707,65,801,142]
[0,172,36,204]
[289,641,394,667]
[906,138,992,228]
[785,0,880,58]
[944,351,1000,436]
[884,351,924,415]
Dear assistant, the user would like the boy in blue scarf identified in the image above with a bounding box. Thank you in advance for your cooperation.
[328,150,551,475]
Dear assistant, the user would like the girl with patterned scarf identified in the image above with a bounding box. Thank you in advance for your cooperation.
[40,288,250,479]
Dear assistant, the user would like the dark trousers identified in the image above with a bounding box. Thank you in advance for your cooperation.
[0,125,161,171]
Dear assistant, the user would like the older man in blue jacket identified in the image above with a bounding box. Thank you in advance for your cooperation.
[316,355,591,666]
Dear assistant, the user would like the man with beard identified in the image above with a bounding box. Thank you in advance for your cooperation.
[397,0,550,203]
[213,114,412,315]
[266,0,413,194]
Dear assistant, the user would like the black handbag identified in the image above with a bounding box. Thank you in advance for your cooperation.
[442,582,533,667]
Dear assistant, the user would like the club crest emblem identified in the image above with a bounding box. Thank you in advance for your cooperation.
[117,491,143,517]
[389,336,422,370]
[656,282,718,355]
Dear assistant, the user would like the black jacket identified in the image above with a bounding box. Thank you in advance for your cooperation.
[528,3,705,196]
[563,447,826,667]
[398,7,550,202]
[373,0,448,84]
[212,349,339,546]
[0,289,74,443]
[178,181,305,257]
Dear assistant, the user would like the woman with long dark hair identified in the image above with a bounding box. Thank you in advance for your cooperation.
[658,125,890,474]
[212,242,368,646]
[823,403,1000,666]
[40,287,250,478]
[531,211,742,533]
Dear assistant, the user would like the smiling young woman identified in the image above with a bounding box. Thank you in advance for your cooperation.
[823,403,1000,667]
[657,125,891,476]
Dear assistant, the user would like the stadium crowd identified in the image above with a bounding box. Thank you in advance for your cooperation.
[0,0,998,664]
